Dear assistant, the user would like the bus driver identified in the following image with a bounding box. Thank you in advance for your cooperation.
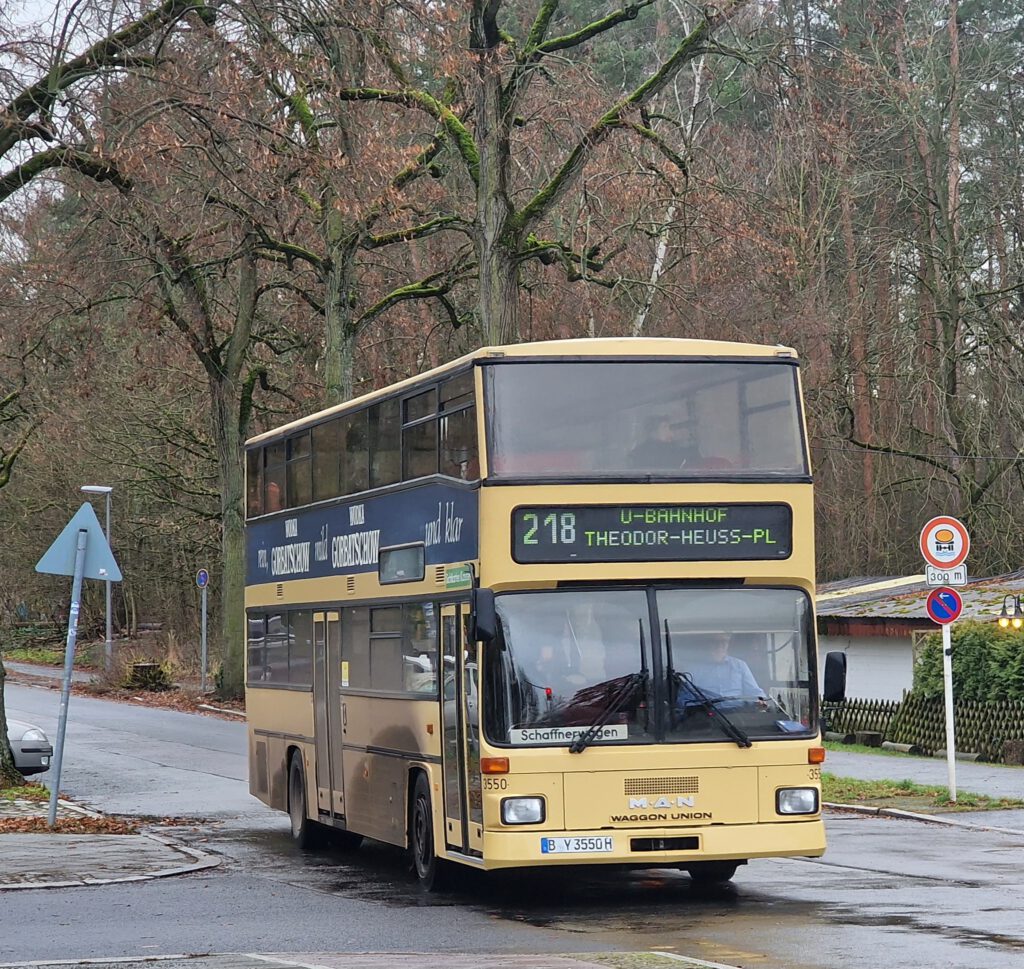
[682,633,765,707]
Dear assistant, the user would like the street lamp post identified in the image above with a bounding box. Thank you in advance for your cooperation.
[998,594,1023,629]
[81,485,113,669]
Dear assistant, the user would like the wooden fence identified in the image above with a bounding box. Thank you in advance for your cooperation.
[824,695,1024,763]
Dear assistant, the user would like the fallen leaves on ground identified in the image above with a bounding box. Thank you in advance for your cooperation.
[0,815,138,834]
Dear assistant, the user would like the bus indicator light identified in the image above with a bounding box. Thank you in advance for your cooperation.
[481,757,510,774]
[808,747,826,764]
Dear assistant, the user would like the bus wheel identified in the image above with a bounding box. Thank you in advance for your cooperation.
[288,753,322,850]
[410,774,447,891]
[686,861,739,885]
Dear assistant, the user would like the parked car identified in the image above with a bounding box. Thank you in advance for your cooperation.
[5,718,53,776]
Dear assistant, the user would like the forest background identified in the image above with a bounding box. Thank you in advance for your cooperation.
[1,0,1022,696]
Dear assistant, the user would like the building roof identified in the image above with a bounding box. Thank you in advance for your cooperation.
[817,573,1024,623]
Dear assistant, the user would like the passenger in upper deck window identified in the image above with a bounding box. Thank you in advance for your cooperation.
[628,416,695,471]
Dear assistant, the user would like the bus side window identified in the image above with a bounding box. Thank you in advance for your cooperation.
[264,441,286,511]
[403,602,438,694]
[311,420,341,502]
[440,407,478,480]
[247,613,267,682]
[369,606,402,691]
[342,411,368,495]
[404,390,439,480]
[246,449,263,517]
[342,607,371,689]
[369,399,401,488]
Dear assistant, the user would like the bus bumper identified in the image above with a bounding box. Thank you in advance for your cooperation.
[474,818,826,870]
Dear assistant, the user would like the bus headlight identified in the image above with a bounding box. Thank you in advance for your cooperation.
[501,797,546,825]
[776,788,819,815]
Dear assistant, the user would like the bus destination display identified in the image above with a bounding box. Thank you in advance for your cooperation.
[512,504,792,563]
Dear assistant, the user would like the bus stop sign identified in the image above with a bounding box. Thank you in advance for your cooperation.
[926,587,962,625]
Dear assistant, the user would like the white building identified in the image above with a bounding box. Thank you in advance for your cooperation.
[816,574,1024,701]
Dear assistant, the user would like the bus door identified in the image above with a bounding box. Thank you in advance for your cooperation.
[313,611,345,817]
[440,603,483,854]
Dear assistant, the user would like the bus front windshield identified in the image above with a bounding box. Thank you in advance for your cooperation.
[486,360,807,478]
[484,588,815,748]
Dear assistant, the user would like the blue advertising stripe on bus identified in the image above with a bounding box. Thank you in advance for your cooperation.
[245,484,479,585]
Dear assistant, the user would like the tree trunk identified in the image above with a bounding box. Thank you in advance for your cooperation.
[473,23,518,346]
[211,378,247,698]
[323,242,359,405]
[0,657,27,788]
[212,237,259,699]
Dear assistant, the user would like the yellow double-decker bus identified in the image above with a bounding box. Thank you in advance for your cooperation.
[244,337,846,888]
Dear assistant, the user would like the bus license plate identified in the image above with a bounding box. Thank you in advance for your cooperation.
[541,836,614,854]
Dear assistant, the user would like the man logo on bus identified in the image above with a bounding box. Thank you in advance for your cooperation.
[933,528,956,554]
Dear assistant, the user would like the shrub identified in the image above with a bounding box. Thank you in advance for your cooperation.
[913,621,1024,702]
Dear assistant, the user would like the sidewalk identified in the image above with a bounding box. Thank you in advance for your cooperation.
[0,797,219,890]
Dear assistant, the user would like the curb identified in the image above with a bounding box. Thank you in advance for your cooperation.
[0,832,220,891]
[0,832,220,890]
[824,801,1024,837]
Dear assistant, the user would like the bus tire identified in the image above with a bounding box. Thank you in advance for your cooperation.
[686,861,740,885]
[410,773,447,891]
[288,753,323,850]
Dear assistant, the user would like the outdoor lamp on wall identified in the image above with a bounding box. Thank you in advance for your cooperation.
[997,594,1022,629]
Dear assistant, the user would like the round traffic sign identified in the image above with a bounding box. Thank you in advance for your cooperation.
[926,586,962,625]
[919,516,970,569]
[196,568,209,589]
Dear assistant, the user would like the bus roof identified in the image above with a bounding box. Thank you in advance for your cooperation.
[246,337,798,447]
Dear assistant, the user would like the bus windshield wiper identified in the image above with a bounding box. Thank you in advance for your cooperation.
[665,621,751,749]
[569,620,650,754]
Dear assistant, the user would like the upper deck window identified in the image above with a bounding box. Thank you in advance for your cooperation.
[485,360,808,479]
[245,366,479,518]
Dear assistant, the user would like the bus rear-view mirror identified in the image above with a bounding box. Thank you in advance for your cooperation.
[470,587,497,644]
[822,651,847,703]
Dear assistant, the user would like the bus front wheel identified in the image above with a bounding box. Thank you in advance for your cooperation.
[288,753,323,850]
[685,861,740,885]
[410,773,447,891]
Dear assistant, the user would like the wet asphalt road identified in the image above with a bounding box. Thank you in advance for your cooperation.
[4,679,1024,968]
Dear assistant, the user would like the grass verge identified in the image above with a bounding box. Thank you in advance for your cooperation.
[823,772,1024,812]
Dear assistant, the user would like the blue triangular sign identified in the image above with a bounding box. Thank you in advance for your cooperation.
[35,502,123,582]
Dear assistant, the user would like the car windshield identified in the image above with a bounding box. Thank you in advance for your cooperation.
[483,587,815,748]
[485,360,807,479]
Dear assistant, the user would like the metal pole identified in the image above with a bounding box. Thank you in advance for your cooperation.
[200,584,208,692]
[104,491,112,671]
[49,529,88,827]
[942,622,957,802]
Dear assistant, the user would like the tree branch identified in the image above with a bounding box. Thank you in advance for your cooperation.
[511,7,736,237]
[0,146,132,203]
[366,216,470,249]
[1,0,218,160]
[337,88,480,184]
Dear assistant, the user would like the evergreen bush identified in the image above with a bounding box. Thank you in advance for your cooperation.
[913,621,1024,702]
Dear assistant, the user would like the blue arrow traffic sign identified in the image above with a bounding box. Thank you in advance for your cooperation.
[35,502,122,582]
[926,586,962,625]
[196,568,209,588]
